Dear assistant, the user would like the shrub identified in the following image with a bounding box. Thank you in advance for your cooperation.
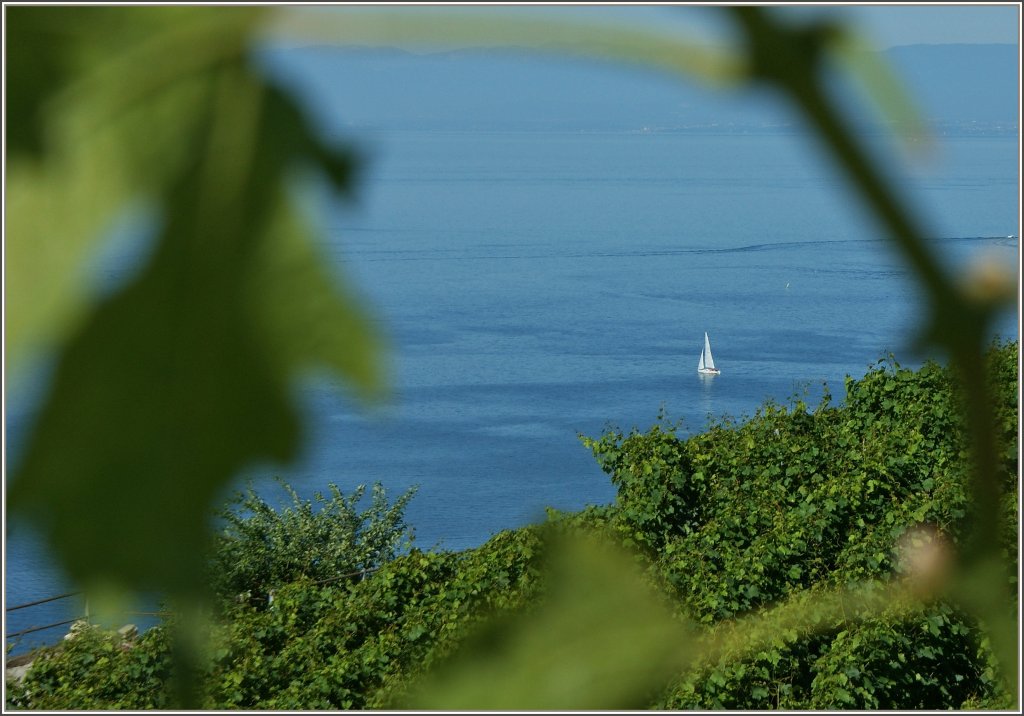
[8,342,1016,710]
[209,478,417,604]
[5,623,172,710]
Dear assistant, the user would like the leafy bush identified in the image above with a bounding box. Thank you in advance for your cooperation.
[655,598,1007,709]
[5,623,172,710]
[587,340,1017,709]
[581,419,705,552]
[209,478,417,604]
[8,342,1017,710]
[8,5,1016,710]
[200,523,548,709]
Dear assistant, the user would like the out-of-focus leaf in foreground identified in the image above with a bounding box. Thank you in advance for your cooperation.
[5,6,118,158]
[268,5,744,89]
[7,8,382,599]
[403,533,694,710]
[828,29,933,155]
[4,7,231,367]
[246,193,384,401]
[724,6,1017,701]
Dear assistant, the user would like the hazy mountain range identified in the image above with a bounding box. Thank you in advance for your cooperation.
[262,43,1019,134]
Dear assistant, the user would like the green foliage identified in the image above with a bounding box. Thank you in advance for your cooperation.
[7,5,382,604]
[984,339,1020,486]
[399,532,694,711]
[10,343,1016,710]
[583,346,1015,630]
[582,419,705,552]
[6,624,173,710]
[658,598,1007,710]
[807,604,993,709]
[210,479,417,604]
[587,341,1018,709]
[200,525,547,709]
[5,4,1018,711]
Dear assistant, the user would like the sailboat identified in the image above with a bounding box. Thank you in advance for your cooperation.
[697,332,720,375]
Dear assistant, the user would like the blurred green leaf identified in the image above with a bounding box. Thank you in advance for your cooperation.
[722,19,1014,702]
[9,66,296,595]
[5,5,1015,710]
[405,533,695,710]
[2,6,148,158]
[949,557,1019,697]
[8,11,379,601]
[269,6,744,88]
[246,198,386,401]
[4,8,253,371]
[829,30,933,154]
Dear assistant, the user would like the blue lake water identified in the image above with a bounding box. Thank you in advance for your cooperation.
[4,127,1018,654]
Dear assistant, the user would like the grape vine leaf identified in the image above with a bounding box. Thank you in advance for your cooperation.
[7,8,382,599]
[404,534,695,710]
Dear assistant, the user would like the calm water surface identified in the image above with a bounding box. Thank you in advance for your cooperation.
[5,129,1018,653]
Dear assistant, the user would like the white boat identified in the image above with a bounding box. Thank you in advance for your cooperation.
[697,332,720,375]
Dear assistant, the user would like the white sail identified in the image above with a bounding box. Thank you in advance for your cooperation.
[698,332,719,374]
[703,332,716,371]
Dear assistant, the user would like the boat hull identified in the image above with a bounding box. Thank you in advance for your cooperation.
[698,368,720,375]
